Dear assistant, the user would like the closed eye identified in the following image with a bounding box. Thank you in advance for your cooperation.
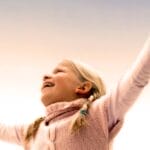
[53,68,64,74]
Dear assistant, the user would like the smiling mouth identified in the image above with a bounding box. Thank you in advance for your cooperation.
[42,82,55,89]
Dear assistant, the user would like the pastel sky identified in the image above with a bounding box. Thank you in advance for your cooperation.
[0,0,149,149]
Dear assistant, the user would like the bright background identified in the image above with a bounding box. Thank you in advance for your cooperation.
[0,0,150,149]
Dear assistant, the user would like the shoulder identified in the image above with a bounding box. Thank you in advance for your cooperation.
[89,94,111,121]
[91,93,110,110]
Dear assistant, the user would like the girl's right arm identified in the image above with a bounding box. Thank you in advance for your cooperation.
[0,123,26,146]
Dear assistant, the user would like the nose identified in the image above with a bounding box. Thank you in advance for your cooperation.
[43,75,51,81]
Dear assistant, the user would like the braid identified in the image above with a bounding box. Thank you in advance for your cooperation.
[25,117,45,143]
[70,95,96,133]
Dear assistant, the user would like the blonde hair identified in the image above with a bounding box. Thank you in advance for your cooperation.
[25,59,106,142]
[25,117,45,142]
[67,60,106,132]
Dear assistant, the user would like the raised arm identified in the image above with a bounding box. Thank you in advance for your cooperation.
[107,38,150,128]
[0,123,26,146]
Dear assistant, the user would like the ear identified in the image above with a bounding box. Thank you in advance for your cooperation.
[75,81,92,95]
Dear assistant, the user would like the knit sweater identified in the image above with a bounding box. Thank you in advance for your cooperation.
[0,38,150,150]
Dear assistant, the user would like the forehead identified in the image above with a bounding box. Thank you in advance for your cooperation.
[55,60,72,69]
[52,60,73,73]
[55,60,80,74]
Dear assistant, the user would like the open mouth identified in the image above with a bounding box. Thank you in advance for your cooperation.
[42,82,55,89]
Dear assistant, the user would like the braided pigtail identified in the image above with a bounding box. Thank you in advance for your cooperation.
[70,94,97,133]
[24,117,45,143]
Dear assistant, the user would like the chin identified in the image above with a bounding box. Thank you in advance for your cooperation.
[41,94,51,107]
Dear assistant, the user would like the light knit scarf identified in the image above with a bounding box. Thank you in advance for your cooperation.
[45,98,87,125]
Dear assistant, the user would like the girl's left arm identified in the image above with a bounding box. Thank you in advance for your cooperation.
[107,38,150,128]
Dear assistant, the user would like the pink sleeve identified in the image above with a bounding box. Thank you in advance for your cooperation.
[0,123,26,145]
[107,38,150,129]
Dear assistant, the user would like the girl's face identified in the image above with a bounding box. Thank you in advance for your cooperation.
[41,60,83,106]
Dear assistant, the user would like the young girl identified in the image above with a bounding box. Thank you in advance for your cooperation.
[0,38,150,150]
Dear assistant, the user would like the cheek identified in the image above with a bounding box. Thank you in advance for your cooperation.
[56,77,74,90]
[58,79,71,88]
[55,74,80,90]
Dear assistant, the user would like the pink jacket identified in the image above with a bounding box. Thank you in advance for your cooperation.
[0,39,150,150]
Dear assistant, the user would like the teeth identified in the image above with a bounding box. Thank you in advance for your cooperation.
[44,82,54,88]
